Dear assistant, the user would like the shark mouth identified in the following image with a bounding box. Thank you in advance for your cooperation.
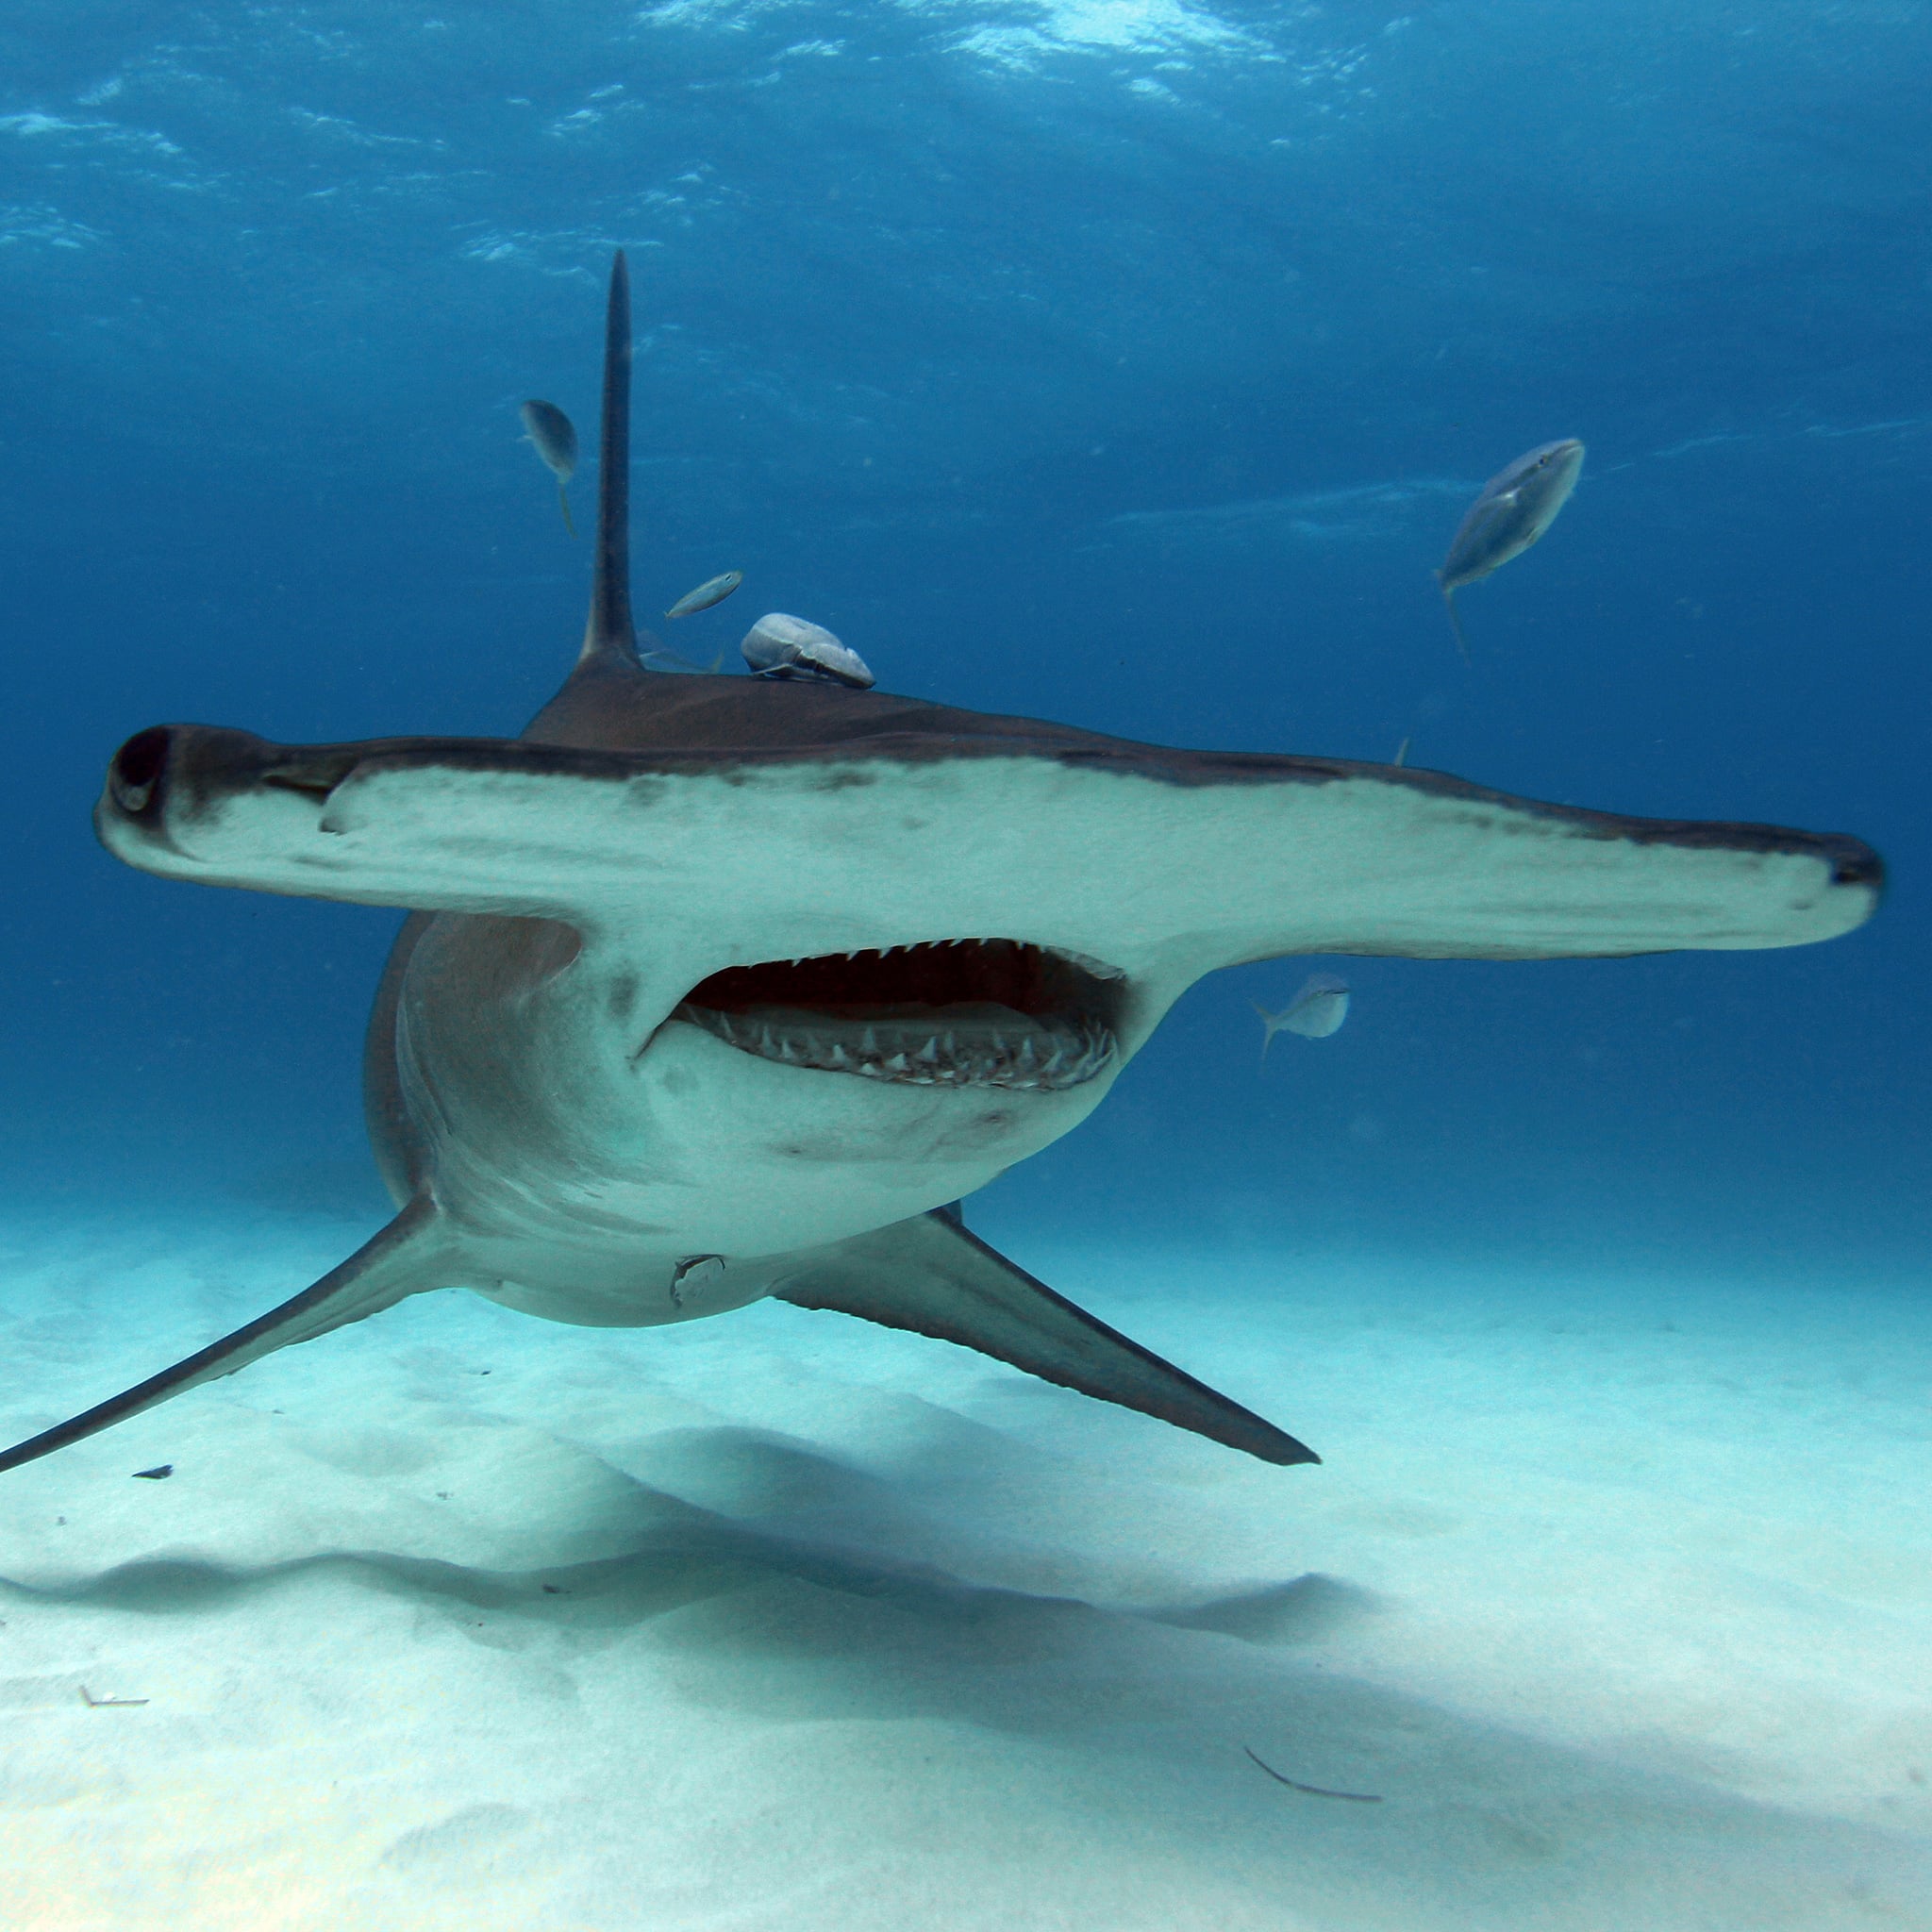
[674,940,1124,1091]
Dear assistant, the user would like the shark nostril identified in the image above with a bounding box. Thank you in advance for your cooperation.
[109,727,171,815]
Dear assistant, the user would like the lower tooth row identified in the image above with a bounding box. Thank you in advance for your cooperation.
[703,1012,1107,1089]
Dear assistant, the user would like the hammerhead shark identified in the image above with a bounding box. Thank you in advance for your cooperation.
[0,258,1880,1478]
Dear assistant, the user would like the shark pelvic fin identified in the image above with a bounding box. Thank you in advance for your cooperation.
[0,1200,449,1475]
[772,1210,1318,1467]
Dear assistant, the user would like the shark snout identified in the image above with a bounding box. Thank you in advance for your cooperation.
[100,724,272,855]
[100,723,223,858]
[96,724,356,875]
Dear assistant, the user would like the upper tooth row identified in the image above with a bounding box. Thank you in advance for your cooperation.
[779,940,991,966]
[759,941,1124,981]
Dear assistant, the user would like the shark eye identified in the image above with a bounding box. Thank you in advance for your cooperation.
[109,727,171,815]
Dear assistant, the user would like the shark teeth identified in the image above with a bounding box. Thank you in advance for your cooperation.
[673,938,1127,1092]
[675,1002,1115,1092]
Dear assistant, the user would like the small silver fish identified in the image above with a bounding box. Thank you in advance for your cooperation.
[519,399,579,539]
[741,612,874,689]
[666,571,744,619]
[1254,974,1351,1057]
[1436,438,1584,662]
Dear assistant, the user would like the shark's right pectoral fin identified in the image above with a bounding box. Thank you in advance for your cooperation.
[772,1210,1317,1467]
[0,1199,450,1475]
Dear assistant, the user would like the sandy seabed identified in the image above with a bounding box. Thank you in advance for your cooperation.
[2,1203,1927,1931]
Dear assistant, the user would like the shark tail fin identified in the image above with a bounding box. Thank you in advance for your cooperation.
[773,1211,1318,1467]
[577,250,639,671]
[0,1201,448,1476]
[1439,578,1472,666]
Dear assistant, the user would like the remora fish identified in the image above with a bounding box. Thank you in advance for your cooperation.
[1436,438,1585,661]
[666,571,743,619]
[519,398,578,538]
[741,611,874,688]
[0,261,1879,1480]
[1254,974,1351,1056]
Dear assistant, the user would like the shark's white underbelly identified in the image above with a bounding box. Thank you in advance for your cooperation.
[389,924,1121,1327]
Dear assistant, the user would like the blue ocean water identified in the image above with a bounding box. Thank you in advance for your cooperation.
[5,0,1924,1272]
[2,4,1928,1924]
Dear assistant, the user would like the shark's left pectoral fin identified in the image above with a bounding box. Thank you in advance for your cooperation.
[772,1210,1317,1467]
[0,1199,450,1475]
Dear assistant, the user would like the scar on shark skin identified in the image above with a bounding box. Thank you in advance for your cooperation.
[79,1686,150,1708]
[1242,1744,1383,1804]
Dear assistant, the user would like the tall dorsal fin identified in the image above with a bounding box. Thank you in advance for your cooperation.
[577,250,641,671]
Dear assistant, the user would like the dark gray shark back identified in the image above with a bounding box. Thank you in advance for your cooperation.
[363,908,433,1206]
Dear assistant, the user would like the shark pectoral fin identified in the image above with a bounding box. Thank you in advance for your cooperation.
[0,1199,449,1475]
[772,1211,1318,1468]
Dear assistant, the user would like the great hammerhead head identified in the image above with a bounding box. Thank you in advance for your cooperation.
[1,257,1880,1477]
